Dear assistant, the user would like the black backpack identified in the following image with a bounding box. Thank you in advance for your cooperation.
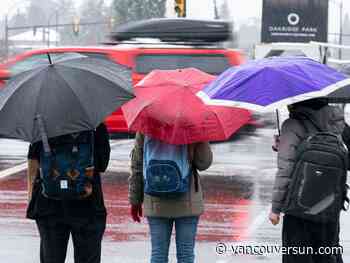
[284,115,349,222]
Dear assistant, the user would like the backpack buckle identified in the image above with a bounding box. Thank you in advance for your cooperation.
[72,145,78,153]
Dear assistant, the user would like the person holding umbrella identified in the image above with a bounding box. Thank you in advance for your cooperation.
[27,123,110,263]
[129,133,212,263]
[0,53,134,263]
[269,99,346,263]
[125,68,251,263]
[197,57,350,263]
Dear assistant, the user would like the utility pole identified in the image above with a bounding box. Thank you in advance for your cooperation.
[339,0,343,59]
[55,10,59,47]
[4,15,8,59]
[213,0,219,19]
[47,9,60,47]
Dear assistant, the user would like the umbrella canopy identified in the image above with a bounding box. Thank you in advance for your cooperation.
[122,68,251,145]
[0,54,134,142]
[197,57,350,112]
[327,64,350,102]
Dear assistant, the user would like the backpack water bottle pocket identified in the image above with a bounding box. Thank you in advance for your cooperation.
[145,160,182,196]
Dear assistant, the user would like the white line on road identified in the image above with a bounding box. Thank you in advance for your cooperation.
[110,139,133,148]
[246,208,270,237]
[0,162,27,179]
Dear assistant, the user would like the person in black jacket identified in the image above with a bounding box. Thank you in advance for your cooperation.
[26,123,110,263]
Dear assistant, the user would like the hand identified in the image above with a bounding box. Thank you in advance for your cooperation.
[272,135,280,152]
[269,212,280,225]
[131,204,143,223]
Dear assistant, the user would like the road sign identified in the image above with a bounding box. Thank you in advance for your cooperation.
[261,0,329,43]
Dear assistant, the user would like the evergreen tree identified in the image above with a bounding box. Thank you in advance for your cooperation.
[79,0,107,45]
[56,0,79,45]
[26,0,57,26]
[112,0,166,25]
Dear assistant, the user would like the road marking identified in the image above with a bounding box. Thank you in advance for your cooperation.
[110,139,133,148]
[0,162,27,179]
[246,208,270,237]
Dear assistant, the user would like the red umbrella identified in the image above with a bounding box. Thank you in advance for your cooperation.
[122,68,251,144]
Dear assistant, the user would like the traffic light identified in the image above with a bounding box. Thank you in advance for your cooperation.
[175,0,186,17]
[73,16,80,36]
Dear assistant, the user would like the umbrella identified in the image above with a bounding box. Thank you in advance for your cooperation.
[122,68,251,145]
[0,54,134,142]
[327,64,350,102]
[197,57,350,112]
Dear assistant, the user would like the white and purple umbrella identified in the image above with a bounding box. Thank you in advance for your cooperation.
[197,57,350,112]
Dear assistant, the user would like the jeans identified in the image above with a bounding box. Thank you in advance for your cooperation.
[147,216,199,263]
[36,215,106,263]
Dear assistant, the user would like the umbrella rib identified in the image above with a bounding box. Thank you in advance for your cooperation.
[60,58,132,93]
[211,109,231,138]
[0,65,47,109]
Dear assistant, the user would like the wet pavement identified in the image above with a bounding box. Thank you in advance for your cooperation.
[0,128,349,262]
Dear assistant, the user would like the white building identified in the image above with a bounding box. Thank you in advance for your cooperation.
[9,28,60,50]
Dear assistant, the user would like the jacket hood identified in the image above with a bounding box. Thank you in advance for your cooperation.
[290,105,345,134]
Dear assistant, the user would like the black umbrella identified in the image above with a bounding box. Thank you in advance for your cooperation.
[327,65,350,102]
[0,54,134,142]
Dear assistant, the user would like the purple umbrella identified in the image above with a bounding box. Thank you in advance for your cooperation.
[197,57,350,112]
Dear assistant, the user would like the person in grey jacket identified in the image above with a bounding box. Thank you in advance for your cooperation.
[269,99,345,263]
[129,133,213,263]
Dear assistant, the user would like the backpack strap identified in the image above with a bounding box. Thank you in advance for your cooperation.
[192,166,199,193]
[188,144,199,193]
[35,115,51,155]
[343,184,350,211]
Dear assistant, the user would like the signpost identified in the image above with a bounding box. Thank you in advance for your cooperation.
[261,0,329,43]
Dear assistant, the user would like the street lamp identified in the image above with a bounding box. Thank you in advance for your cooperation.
[3,1,30,59]
[330,0,344,59]
[213,0,219,19]
[3,0,42,59]
[47,9,60,47]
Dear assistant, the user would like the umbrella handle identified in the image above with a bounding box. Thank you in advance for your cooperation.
[36,115,51,154]
[276,109,281,136]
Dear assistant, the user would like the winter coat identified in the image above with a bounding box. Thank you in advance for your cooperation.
[271,105,345,214]
[129,133,213,218]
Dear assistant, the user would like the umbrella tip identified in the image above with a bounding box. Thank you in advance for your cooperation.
[47,53,53,65]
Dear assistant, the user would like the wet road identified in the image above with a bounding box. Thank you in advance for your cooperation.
[0,128,349,262]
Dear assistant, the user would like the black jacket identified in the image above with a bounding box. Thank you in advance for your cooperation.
[26,124,110,219]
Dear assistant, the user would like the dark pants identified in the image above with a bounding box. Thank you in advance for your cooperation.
[282,215,341,263]
[36,215,106,263]
[335,225,344,263]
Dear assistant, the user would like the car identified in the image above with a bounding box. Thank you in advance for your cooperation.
[0,45,245,133]
[0,20,245,134]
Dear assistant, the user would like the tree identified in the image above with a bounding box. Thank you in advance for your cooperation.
[79,0,107,45]
[341,14,350,59]
[9,10,27,28]
[219,0,237,48]
[112,0,166,25]
[56,0,79,45]
[26,0,57,26]
[219,0,230,20]
[237,18,261,57]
